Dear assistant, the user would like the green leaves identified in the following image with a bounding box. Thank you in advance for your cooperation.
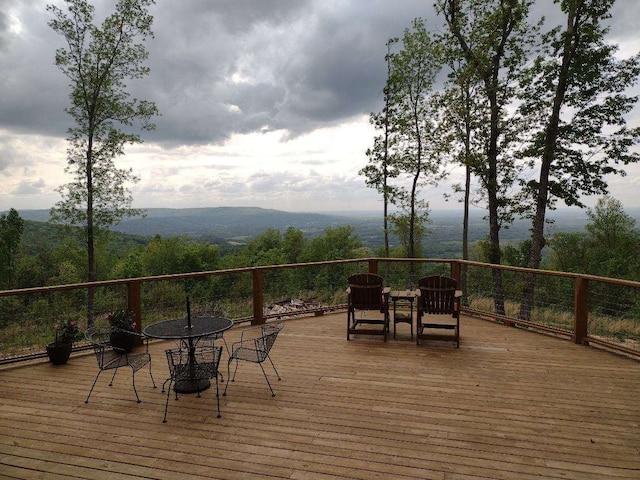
[47,0,157,324]
[0,209,25,288]
[48,0,158,288]
[361,18,447,260]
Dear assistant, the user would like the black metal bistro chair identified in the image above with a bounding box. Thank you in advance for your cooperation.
[197,331,229,384]
[84,326,156,404]
[346,273,391,341]
[199,329,230,356]
[162,345,223,422]
[190,302,231,356]
[416,275,462,348]
[224,322,283,397]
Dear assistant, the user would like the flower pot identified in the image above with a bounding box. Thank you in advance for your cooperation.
[109,331,136,353]
[46,342,73,365]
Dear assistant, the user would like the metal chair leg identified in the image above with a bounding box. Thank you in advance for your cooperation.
[162,378,173,423]
[108,368,118,386]
[85,371,103,403]
[130,367,141,403]
[214,375,221,418]
[258,363,276,397]
[223,358,238,396]
[266,355,281,381]
[148,359,157,388]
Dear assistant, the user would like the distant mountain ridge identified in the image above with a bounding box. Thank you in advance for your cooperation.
[11,205,609,248]
[116,207,367,239]
[13,206,371,242]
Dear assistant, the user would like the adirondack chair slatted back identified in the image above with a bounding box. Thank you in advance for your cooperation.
[417,275,460,348]
[348,273,385,311]
[419,275,457,315]
[346,273,390,341]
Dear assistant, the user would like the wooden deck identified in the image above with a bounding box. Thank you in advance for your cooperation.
[1,312,639,480]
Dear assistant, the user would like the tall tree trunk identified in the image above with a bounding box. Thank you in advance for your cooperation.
[461,83,472,306]
[408,97,422,284]
[383,41,393,283]
[461,166,471,306]
[520,5,579,320]
[383,180,390,282]
[86,144,96,326]
[442,0,521,317]
[487,85,505,316]
[408,183,417,282]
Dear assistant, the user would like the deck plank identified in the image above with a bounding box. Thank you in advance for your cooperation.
[0,313,639,479]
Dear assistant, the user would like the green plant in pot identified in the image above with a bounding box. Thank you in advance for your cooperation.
[107,309,138,353]
[47,319,81,365]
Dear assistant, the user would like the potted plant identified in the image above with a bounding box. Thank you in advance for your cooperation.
[107,309,138,352]
[47,319,81,365]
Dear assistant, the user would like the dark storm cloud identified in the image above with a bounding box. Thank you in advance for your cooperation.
[0,10,11,50]
[279,14,385,121]
[1,0,637,149]
[199,0,312,33]
[0,1,69,136]
[124,0,435,146]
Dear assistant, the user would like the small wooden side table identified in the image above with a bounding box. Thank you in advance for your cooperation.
[390,290,418,340]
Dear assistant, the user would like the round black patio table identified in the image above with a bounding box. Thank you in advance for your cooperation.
[143,316,233,393]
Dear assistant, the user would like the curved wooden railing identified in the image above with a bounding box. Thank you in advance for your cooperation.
[0,258,638,363]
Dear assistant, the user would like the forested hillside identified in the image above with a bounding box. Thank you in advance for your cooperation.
[2,202,639,291]
[14,205,598,253]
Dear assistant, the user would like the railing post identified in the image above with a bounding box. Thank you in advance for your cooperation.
[450,260,461,286]
[368,259,379,275]
[252,268,264,325]
[127,280,142,336]
[574,277,589,345]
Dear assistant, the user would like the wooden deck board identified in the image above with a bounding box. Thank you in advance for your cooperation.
[1,313,639,479]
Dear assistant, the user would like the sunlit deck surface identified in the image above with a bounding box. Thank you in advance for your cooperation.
[1,312,639,480]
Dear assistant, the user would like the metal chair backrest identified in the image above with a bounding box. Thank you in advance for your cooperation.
[85,326,120,369]
[165,348,186,379]
[418,275,457,315]
[348,273,385,311]
[256,332,278,361]
[166,346,222,380]
[253,326,282,362]
[225,323,283,397]
[84,325,155,404]
[194,345,223,374]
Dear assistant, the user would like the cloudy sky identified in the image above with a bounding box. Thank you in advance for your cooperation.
[1,0,640,215]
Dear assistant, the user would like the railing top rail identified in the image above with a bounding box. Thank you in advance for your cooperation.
[457,259,640,287]
[0,258,371,297]
[2,257,639,298]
